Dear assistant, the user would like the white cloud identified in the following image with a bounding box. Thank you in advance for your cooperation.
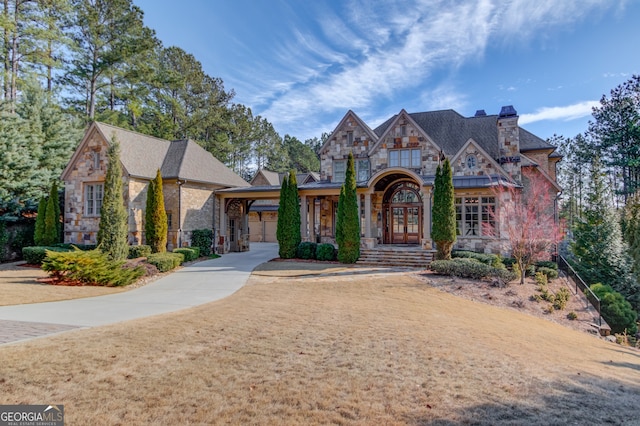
[238,0,617,138]
[519,101,599,124]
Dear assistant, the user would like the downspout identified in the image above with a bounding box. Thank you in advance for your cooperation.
[177,179,185,248]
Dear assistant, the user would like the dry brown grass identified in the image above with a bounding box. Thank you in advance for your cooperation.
[1,262,639,425]
[0,263,127,306]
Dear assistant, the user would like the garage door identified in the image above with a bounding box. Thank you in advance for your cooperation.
[263,221,277,243]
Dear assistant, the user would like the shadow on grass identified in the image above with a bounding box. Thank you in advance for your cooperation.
[412,375,640,425]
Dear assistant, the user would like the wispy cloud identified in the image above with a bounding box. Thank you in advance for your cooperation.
[519,101,599,124]
[237,0,618,139]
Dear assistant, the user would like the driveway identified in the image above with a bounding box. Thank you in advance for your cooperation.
[0,243,278,344]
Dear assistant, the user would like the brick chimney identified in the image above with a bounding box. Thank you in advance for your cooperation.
[497,105,521,182]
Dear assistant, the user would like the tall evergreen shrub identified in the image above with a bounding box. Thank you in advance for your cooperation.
[432,159,456,260]
[97,141,128,261]
[145,169,168,253]
[42,182,59,246]
[34,196,47,246]
[277,170,301,258]
[336,153,360,263]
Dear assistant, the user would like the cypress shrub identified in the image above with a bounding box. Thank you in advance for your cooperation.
[147,252,184,272]
[128,245,152,259]
[34,196,47,246]
[145,169,168,253]
[336,153,360,264]
[316,243,336,261]
[42,183,59,246]
[432,159,456,260]
[191,229,213,256]
[277,171,301,259]
[97,141,128,261]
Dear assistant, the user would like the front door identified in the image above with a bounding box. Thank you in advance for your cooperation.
[391,206,420,244]
[383,180,422,245]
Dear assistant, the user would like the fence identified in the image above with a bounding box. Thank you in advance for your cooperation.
[557,255,602,328]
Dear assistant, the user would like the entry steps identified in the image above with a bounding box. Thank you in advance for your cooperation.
[357,246,434,269]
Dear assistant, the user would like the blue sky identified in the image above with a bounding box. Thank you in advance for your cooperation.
[133,0,639,143]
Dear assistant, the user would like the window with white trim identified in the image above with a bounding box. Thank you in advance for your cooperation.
[333,160,346,183]
[455,196,496,236]
[85,183,104,216]
[389,148,421,168]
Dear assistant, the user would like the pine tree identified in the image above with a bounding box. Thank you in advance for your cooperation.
[570,157,640,312]
[336,153,360,263]
[34,196,47,246]
[97,141,128,260]
[145,169,167,253]
[432,159,456,260]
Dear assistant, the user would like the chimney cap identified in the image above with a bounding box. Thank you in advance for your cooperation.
[499,105,518,117]
[474,109,487,117]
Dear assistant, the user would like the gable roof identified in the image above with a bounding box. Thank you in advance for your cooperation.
[62,122,248,187]
[373,109,556,159]
[319,110,379,154]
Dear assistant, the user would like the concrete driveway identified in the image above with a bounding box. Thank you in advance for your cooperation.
[0,243,278,344]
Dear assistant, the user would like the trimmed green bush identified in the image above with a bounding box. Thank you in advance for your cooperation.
[535,260,558,270]
[537,266,559,280]
[452,250,505,268]
[42,248,144,286]
[23,246,70,264]
[191,229,213,257]
[430,258,517,281]
[336,154,360,263]
[591,283,638,335]
[173,247,199,262]
[128,245,152,259]
[145,169,168,253]
[147,252,184,272]
[296,242,317,259]
[502,257,517,268]
[432,159,456,260]
[316,243,336,261]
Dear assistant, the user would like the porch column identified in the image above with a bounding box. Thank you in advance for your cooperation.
[300,195,308,240]
[364,193,372,238]
[422,188,432,249]
[219,199,227,246]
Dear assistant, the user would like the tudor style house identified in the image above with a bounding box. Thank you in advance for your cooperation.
[220,106,561,255]
[61,122,248,251]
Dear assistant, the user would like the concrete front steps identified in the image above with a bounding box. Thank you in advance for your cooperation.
[357,246,435,269]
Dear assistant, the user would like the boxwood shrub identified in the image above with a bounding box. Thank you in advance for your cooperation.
[128,245,152,259]
[316,243,336,261]
[535,260,558,270]
[537,266,559,280]
[22,246,71,265]
[430,258,516,281]
[191,229,213,256]
[452,250,505,268]
[296,242,317,259]
[147,252,185,272]
[173,247,200,262]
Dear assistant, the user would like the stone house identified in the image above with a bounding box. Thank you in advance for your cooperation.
[61,122,248,251]
[219,106,561,254]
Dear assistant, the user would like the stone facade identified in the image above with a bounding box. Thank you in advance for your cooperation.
[62,122,248,252]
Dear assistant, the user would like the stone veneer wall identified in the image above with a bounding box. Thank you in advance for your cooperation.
[497,116,521,181]
[451,143,496,177]
[63,133,108,245]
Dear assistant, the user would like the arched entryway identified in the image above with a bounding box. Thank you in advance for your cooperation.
[382,180,422,244]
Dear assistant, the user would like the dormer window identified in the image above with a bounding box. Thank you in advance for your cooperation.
[466,155,477,170]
